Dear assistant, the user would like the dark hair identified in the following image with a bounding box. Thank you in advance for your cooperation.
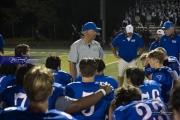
[14,44,30,56]
[94,58,106,72]
[126,66,145,86]
[16,64,35,87]
[115,85,141,108]
[45,55,61,70]
[0,64,17,75]
[169,81,180,113]
[79,58,97,77]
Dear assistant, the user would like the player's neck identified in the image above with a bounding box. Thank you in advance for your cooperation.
[154,64,163,69]
[27,100,48,113]
[82,76,94,82]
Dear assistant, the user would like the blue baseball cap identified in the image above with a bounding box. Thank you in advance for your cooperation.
[162,21,174,29]
[82,22,101,31]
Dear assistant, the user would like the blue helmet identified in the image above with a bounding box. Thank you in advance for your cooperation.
[162,21,174,29]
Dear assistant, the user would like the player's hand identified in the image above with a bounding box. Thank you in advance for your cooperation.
[114,54,121,59]
[99,82,114,95]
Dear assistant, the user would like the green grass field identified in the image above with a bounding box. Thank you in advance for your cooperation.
[4,48,144,85]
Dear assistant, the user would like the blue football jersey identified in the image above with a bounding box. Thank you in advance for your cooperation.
[113,99,170,120]
[65,82,113,120]
[138,80,163,101]
[48,83,65,110]
[144,64,155,78]
[163,56,180,75]
[52,70,72,86]
[0,107,77,120]
[0,75,16,93]
[75,75,118,89]
[0,86,28,109]
[152,66,174,103]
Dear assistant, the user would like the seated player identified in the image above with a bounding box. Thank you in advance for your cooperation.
[0,66,76,120]
[155,47,180,77]
[75,58,118,89]
[126,66,163,101]
[147,49,174,103]
[45,55,72,86]
[0,64,34,109]
[0,64,17,93]
[169,81,180,120]
[14,44,30,56]
[140,53,155,80]
[111,85,170,120]
[65,58,114,120]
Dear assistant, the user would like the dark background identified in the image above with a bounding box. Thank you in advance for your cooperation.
[0,0,136,41]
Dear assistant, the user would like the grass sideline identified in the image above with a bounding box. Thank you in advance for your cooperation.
[4,48,144,86]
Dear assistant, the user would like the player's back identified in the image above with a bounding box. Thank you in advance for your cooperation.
[113,99,170,120]
[75,75,118,89]
[65,82,113,120]
[0,85,28,109]
[0,107,76,120]
[138,80,163,101]
[52,70,72,86]
[0,75,16,93]
[163,56,180,75]
[48,83,65,110]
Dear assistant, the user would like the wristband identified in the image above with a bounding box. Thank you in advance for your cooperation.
[99,89,106,96]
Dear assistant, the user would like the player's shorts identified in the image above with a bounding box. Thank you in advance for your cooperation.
[118,58,137,76]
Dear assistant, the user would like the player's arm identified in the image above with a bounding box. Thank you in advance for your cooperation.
[111,44,120,59]
[65,83,113,113]
[69,62,76,82]
[147,74,152,80]
[109,99,116,120]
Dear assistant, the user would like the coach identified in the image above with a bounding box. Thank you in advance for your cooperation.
[68,22,105,81]
[160,21,180,61]
[111,24,144,87]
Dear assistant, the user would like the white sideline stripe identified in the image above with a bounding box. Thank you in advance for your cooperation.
[106,61,118,65]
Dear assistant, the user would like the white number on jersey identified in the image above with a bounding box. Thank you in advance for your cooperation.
[82,91,94,116]
[141,89,161,101]
[14,93,27,107]
[135,100,170,120]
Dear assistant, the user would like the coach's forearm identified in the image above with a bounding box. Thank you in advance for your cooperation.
[111,44,117,55]
[65,90,104,113]
[69,62,76,82]
[138,47,144,56]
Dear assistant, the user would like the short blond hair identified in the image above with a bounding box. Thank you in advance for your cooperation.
[140,53,147,60]
[147,50,166,64]
[23,66,54,102]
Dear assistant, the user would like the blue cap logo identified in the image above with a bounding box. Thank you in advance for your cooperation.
[82,22,101,31]
[162,21,174,29]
